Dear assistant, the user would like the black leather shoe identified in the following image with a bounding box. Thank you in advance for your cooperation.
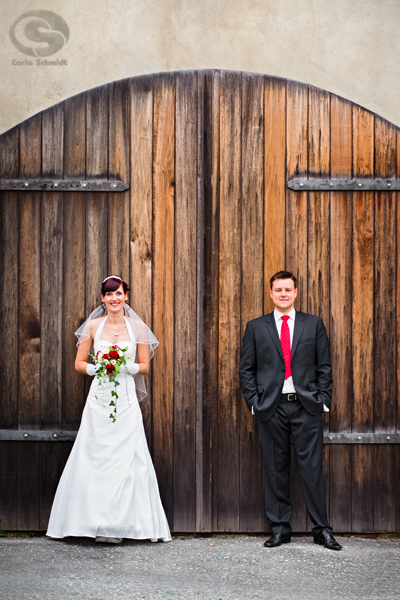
[264,533,291,548]
[314,529,342,551]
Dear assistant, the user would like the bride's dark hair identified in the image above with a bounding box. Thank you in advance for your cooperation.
[101,276,130,295]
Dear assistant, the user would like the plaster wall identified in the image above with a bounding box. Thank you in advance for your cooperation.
[0,0,399,134]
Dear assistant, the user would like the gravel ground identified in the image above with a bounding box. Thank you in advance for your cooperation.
[1,534,399,600]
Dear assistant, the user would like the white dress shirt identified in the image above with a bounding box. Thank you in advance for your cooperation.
[274,308,296,394]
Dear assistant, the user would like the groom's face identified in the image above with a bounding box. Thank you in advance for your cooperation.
[270,278,297,314]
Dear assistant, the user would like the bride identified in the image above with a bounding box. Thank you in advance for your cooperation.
[46,276,171,544]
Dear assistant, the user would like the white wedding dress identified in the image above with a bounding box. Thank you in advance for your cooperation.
[47,317,171,542]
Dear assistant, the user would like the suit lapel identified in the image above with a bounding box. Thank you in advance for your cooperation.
[292,311,305,357]
[264,313,284,360]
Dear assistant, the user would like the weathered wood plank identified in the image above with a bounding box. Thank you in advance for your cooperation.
[329,445,351,532]
[264,77,286,313]
[307,87,330,327]
[351,106,375,533]
[397,129,400,440]
[85,88,108,317]
[108,80,130,280]
[352,445,374,532]
[18,115,41,429]
[130,76,154,446]
[201,70,220,532]
[329,96,353,532]
[306,87,331,532]
[286,80,308,530]
[330,96,352,434]
[374,445,395,532]
[173,71,198,532]
[18,442,40,530]
[374,117,396,434]
[0,126,19,431]
[0,442,18,530]
[286,81,308,312]
[217,71,241,532]
[41,104,64,430]
[63,94,86,430]
[240,72,264,532]
[40,442,73,530]
[352,106,374,433]
[152,72,175,526]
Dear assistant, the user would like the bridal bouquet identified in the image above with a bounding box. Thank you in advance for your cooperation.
[89,345,130,422]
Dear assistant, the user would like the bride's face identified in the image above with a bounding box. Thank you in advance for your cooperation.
[101,284,128,314]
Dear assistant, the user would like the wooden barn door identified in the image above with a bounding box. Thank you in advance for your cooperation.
[0,71,399,533]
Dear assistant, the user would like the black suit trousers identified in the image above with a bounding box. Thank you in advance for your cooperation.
[257,398,331,538]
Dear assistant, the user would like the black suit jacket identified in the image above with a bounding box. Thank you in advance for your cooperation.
[239,311,333,421]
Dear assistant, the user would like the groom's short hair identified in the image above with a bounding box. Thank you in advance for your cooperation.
[270,271,297,289]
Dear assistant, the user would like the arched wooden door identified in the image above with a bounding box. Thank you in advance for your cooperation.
[0,71,399,533]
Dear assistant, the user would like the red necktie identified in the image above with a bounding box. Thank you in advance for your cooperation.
[280,315,291,380]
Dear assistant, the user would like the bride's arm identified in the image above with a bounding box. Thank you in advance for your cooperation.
[75,320,96,374]
[135,343,150,374]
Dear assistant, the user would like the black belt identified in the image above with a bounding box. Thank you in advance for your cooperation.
[280,393,297,402]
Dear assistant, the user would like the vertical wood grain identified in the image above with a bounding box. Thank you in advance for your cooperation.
[307,88,330,327]
[352,106,374,433]
[201,70,220,532]
[351,106,374,531]
[352,445,374,532]
[286,81,308,312]
[286,81,308,530]
[152,73,175,525]
[264,77,286,313]
[397,129,400,437]
[0,127,19,529]
[86,87,108,314]
[374,445,395,532]
[0,442,18,529]
[329,96,353,532]
[306,87,331,531]
[174,71,198,531]
[217,71,241,531]
[63,93,86,430]
[0,126,19,430]
[41,104,64,430]
[18,443,40,530]
[108,80,130,280]
[373,117,396,533]
[374,117,396,434]
[130,76,154,445]
[240,72,264,531]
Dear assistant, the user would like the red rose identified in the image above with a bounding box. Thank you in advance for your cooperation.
[102,353,109,360]
[109,350,119,359]
[106,364,115,374]
[111,345,118,349]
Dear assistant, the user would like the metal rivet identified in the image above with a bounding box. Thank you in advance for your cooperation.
[53,433,58,438]
[358,183,362,187]
[82,183,87,188]
[387,436,391,440]
[329,436,333,440]
[54,183,58,188]
[23,433,28,438]
[357,436,362,441]
[112,183,117,189]
[387,183,391,187]
[299,182,304,187]
[24,182,29,187]
[329,182,334,187]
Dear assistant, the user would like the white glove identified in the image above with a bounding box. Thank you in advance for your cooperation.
[86,364,97,376]
[119,361,140,376]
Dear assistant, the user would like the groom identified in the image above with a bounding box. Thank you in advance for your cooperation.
[239,271,341,550]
